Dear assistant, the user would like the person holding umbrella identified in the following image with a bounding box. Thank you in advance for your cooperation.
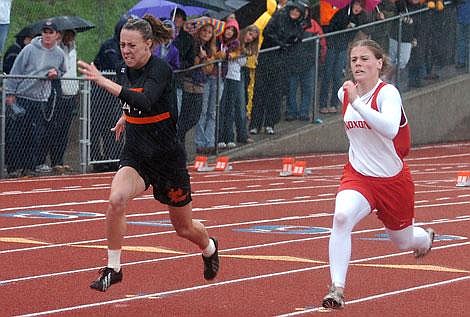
[78,14,219,292]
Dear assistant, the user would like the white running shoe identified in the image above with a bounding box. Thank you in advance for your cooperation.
[322,285,345,309]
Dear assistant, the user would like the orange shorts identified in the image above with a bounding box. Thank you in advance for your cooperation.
[338,163,415,230]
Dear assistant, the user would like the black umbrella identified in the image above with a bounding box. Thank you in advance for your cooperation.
[173,0,231,12]
[20,16,95,37]
[230,0,268,29]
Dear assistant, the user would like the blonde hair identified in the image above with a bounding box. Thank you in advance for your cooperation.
[239,24,260,57]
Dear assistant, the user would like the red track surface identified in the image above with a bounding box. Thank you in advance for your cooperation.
[0,143,469,316]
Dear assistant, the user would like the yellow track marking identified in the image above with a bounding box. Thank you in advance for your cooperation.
[0,237,50,245]
[353,263,469,273]
[221,254,326,264]
[73,244,186,254]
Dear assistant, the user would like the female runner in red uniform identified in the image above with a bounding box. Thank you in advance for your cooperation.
[322,39,435,309]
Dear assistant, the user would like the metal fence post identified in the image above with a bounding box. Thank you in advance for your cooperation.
[0,76,5,179]
[80,79,91,174]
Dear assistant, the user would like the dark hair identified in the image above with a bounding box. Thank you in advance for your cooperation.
[123,14,173,48]
[346,39,392,79]
[170,8,187,21]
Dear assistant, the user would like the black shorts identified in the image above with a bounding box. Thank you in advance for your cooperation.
[119,144,192,207]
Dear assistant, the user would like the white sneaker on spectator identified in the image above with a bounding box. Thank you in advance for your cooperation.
[249,128,258,135]
[217,142,227,149]
[227,142,236,149]
[35,164,52,173]
[265,126,274,135]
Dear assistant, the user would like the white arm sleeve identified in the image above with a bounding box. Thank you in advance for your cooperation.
[350,85,402,139]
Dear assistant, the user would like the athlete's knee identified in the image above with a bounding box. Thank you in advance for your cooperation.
[332,211,353,231]
[108,192,128,214]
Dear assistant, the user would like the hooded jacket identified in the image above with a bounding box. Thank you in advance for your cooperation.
[93,17,126,71]
[2,36,29,74]
[261,1,306,49]
[5,36,66,102]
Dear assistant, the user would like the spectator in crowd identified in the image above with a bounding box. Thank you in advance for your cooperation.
[387,0,423,85]
[47,29,79,174]
[406,0,427,88]
[319,0,367,114]
[171,8,194,115]
[373,0,399,53]
[153,19,180,70]
[177,21,217,148]
[4,20,66,175]
[250,1,306,135]
[78,15,219,291]
[90,16,127,172]
[2,28,34,75]
[217,17,251,150]
[456,0,470,69]
[0,0,12,57]
[241,24,260,123]
[3,28,34,178]
[194,18,225,155]
[216,17,242,150]
[286,3,326,122]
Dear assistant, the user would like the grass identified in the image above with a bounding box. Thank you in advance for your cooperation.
[6,0,138,62]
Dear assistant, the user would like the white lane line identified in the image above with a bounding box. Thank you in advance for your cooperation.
[13,240,470,317]
[276,275,470,316]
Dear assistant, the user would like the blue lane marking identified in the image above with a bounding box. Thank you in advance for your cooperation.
[234,225,331,235]
[0,210,104,219]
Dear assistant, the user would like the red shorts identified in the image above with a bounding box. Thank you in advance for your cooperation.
[338,163,415,230]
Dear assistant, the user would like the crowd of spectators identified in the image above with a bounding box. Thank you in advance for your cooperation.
[1,0,469,177]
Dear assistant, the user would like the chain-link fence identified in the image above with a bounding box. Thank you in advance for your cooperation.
[0,2,468,178]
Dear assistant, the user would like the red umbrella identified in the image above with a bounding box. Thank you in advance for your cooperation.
[325,0,382,12]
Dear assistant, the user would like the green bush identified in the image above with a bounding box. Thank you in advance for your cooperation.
[6,0,138,62]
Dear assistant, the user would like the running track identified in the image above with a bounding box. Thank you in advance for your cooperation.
[0,143,469,316]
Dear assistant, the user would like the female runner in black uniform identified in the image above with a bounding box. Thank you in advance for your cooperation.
[78,15,219,292]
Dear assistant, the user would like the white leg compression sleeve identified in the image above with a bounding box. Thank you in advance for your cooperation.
[329,190,371,288]
[385,225,431,252]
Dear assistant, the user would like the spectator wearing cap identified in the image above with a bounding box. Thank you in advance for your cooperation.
[4,19,66,176]
[46,28,79,174]
[153,19,180,70]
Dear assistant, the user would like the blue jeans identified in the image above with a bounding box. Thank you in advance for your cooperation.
[194,76,222,148]
[319,47,347,109]
[456,22,470,66]
[287,66,315,119]
[218,78,247,143]
[0,23,9,54]
[16,98,49,169]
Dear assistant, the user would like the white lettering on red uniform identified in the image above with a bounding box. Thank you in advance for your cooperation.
[339,80,410,177]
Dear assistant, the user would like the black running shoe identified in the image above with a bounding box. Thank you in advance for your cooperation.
[90,267,122,292]
[202,237,219,280]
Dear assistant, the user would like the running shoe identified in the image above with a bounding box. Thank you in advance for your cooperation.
[90,267,123,292]
[322,285,345,309]
[202,237,219,280]
[414,228,436,258]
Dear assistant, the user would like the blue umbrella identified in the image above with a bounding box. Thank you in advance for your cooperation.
[128,0,208,19]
